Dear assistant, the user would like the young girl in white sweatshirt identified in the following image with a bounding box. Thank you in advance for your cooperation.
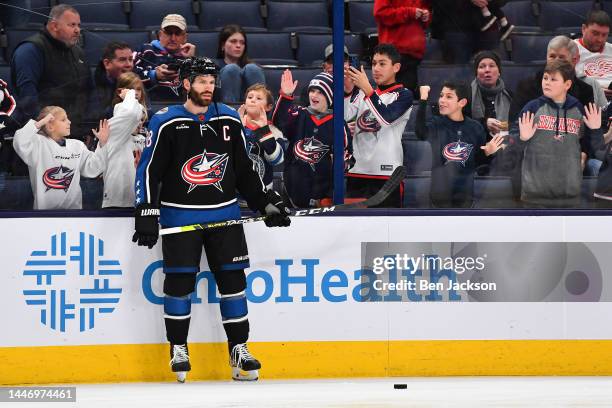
[14,106,109,209]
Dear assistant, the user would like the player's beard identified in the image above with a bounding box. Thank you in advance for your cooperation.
[188,88,213,107]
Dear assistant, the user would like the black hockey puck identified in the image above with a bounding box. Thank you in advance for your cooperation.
[394,383,407,389]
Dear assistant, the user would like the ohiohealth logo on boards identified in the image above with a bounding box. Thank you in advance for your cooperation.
[22,232,122,333]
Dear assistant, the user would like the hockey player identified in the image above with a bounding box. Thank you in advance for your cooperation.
[13,106,109,209]
[237,84,285,190]
[133,57,291,382]
[344,43,413,207]
[273,70,352,207]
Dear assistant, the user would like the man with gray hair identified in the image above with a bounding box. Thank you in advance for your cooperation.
[10,4,91,140]
[509,35,604,122]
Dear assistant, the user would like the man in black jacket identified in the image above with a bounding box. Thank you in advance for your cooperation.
[10,4,91,140]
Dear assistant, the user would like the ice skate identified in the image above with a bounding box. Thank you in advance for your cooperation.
[170,343,191,383]
[230,343,261,381]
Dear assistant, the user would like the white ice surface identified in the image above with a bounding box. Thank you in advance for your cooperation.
[6,377,612,408]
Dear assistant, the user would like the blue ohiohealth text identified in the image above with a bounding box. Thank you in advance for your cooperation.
[141,258,463,304]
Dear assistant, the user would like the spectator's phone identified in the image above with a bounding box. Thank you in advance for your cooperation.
[166,62,181,72]
[349,55,360,70]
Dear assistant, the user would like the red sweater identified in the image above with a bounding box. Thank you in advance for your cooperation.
[374,0,431,59]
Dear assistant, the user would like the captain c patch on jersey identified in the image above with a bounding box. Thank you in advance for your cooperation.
[443,141,474,166]
[181,149,229,193]
[43,165,74,191]
[293,136,330,171]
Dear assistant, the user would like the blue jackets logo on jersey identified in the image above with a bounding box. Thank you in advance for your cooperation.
[42,165,74,191]
[356,109,382,133]
[443,141,473,166]
[181,150,229,193]
[293,136,330,171]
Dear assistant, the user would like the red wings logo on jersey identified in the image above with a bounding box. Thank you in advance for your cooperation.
[584,58,612,78]
[181,150,229,193]
[42,165,74,191]
[293,136,330,171]
[356,109,381,133]
[443,141,473,166]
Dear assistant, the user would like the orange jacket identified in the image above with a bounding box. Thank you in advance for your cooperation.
[374,0,431,59]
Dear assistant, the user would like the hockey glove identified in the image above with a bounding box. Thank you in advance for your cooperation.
[255,125,277,155]
[132,205,160,248]
[262,190,291,228]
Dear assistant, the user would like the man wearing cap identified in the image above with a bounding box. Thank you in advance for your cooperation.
[300,44,356,107]
[133,14,197,101]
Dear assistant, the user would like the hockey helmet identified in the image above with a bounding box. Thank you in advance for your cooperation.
[179,57,220,86]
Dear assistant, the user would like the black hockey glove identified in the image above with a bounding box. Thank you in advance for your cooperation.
[255,125,277,155]
[262,190,291,228]
[132,205,160,249]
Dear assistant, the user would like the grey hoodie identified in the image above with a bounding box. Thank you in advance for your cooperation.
[519,95,603,207]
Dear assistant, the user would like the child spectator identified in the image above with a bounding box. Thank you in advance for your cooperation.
[217,25,265,103]
[416,82,503,208]
[273,70,352,208]
[13,106,109,209]
[477,0,515,41]
[99,88,145,208]
[237,84,285,190]
[517,60,603,208]
[344,43,413,208]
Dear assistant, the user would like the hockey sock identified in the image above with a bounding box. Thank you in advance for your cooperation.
[220,291,250,345]
[164,295,192,344]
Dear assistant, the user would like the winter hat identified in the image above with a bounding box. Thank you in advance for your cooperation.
[308,72,333,107]
[473,50,502,75]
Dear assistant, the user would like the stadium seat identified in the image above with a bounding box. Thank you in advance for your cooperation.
[348,1,377,33]
[0,177,33,210]
[4,29,39,64]
[266,1,330,32]
[198,0,264,30]
[129,0,197,30]
[247,32,297,65]
[403,139,432,176]
[500,63,542,95]
[421,38,444,64]
[296,33,362,66]
[185,31,219,59]
[416,65,472,101]
[473,177,517,208]
[82,30,149,65]
[19,0,51,26]
[538,1,596,32]
[510,33,552,63]
[62,0,129,29]
[500,0,540,31]
[403,175,431,208]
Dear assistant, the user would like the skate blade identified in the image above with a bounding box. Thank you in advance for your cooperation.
[232,368,259,381]
[176,371,187,383]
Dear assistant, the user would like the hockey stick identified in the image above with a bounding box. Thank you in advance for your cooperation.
[159,166,407,236]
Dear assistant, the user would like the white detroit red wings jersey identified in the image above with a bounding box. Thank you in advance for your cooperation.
[344,83,413,176]
[14,120,108,209]
[574,39,612,89]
